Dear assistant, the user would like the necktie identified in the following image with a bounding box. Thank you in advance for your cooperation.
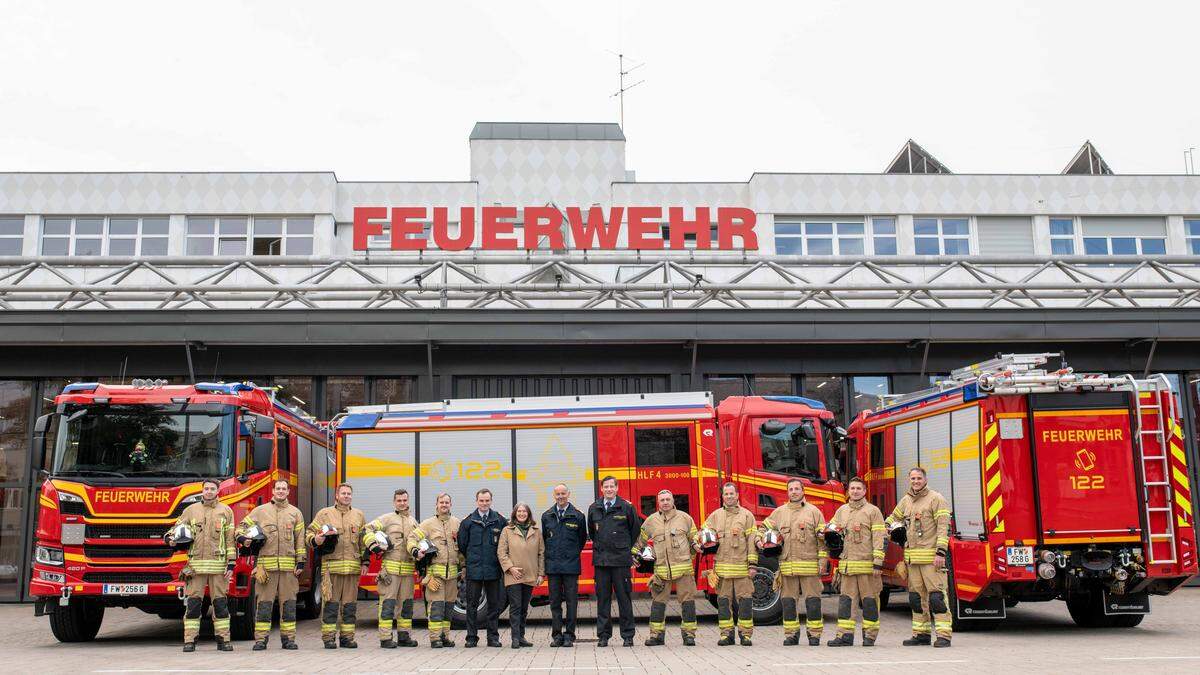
[558,509,565,520]
[605,500,613,512]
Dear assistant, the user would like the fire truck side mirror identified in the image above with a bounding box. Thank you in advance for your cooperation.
[761,419,787,436]
[252,437,274,472]
[255,415,275,435]
[798,421,818,441]
[32,414,54,474]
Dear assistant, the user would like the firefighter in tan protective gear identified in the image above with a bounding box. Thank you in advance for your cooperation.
[700,482,759,646]
[363,488,420,648]
[827,476,886,647]
[307,483,366,649]
[761,477,828,646]
[636,489,700,647]
[411,492,464,648]
[167,478,236,652]
[886,467,953,647]
[237,478,306,650]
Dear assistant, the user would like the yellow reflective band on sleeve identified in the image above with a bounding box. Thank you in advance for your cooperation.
[936,537,949,548]
[412,527,425,540]
[818,550,829,559]
[871,525,886,531]
[934,510,951,518]
[872,550,885,559]
[762,518,775,530]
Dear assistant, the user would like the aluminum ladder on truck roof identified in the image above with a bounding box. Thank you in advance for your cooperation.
[1131,373,1178,566]
[345,391,715,415]
[882,352,1066,408]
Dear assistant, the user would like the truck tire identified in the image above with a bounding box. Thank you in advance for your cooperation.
[297,559,321,620]
[1066,589,1145,628]
[229,582,256,641]
[751,558,783,626]
[49,598,104,643]
[449,578,499,628]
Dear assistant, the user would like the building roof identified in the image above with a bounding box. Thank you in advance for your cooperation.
[469,122,626,141]
[885,139,952,174]
[1062,140,1114,175]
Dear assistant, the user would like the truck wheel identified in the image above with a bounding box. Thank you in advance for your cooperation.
[49,598,104,642]
[297,560,321,620]
[449,578,493,628]
[1066,589,1144,628]
[229,582,256,641]
[751,559,782,626]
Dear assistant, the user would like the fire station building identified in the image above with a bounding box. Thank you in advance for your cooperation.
[2,122,1200,600]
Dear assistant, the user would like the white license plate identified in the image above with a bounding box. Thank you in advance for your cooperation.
[1006,546,1033,566]
[102,583,147,595]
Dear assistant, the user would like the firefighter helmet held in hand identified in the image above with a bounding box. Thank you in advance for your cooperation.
[698,527,719,555]
[635,544,656,574]
[170,523,194,551]
[759,528,782,558]
[237,524,266,556]
[888,522,907,547]
[368,529,392,553]
[822,523,844,558]
[316,524,339,555]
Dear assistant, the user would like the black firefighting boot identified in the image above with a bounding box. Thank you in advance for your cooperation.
[281,636,298,650]
[396,632,418,647]
[253,639,268,651]
[808,636,821,646]
[739,633,752,646]
[381,638,397,649]
[934,637,951,648]
[783,633,800,646]
[827,633,854,647]
[903,634,932,646]
[718,632,735,646]
[862,636,876,647]
[339,636,358,649]
[182,642,196,653]
[682,634,696,646]
[644,633,665,647]
[216,638,233,652]
[430,637,443,649]
[323,638,337,649]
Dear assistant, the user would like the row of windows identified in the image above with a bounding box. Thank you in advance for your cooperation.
[0,216,315,256]
[1049,218,1167,256]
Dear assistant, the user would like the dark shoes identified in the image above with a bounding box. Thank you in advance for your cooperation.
[644,634,664,647]
[783,633,800,646]
[182,642,196,653]
[487,637,503,648]
[682,634,696,647]
[563,637,575,647]
[339,637,357,649]
[253,639,268,651]
[216,638,233,652]
[934,637,952,648]
[597,638,609,647]
[464,637,478,648]
[718,634,734,647]
[430,637,443,649]
[282,636,298,650]
[551,636,564,648]
[808,636,821,646]
[863,636,876,647]
[381,639,396,649]
[396,633,418,647]
[739,634,752,646]
[827,634,854,647]
[519,639,533,648]
[622,638,634,647]
[903,634,932,646]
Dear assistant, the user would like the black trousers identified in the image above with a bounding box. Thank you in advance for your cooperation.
[464,578,505,641]
[506,584,534,643]
[594,566,635,640]
[547,574,580,640]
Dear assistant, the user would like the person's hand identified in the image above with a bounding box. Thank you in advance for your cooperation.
[934,553,946,570]
[313,533,325,546]
[534,575,544,587]
[755,540,764,550]
[294,566,304,577]
[361,563,369,576]
[224,569,233,583]
[510,566,524,581]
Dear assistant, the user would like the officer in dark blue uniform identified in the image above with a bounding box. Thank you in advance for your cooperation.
[458,488,507,648]
[587,476,641,647]
[541,483,588,647]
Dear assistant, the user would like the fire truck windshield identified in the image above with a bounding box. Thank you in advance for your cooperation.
[52,404,235,479]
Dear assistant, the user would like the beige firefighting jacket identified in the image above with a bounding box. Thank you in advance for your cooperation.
[306,504,366,575]
[885,486,950,565]
[701,505,759,578]
[830,497,885,574]
[762,498,827,576]
[636,508,698,581]
[411,514,463,580]
[172,498,235,575]
[497,522,545,587]
[363,508,418,576]
[238,497,306,571]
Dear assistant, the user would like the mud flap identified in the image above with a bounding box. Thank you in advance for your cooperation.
[1102,590,1150,615]
[955,594,1006,621]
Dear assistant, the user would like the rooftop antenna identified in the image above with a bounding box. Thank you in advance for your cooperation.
[609,51,644,132]
[1186,147,1196,175]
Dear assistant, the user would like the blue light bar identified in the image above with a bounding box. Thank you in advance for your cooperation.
[762,395,826,410]
[61,382,100,393]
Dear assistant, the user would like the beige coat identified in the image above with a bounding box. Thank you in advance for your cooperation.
[305,504,366,575]
[497,521,545,587]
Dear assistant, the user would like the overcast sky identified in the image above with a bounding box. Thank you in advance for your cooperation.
[1,1,1196,180]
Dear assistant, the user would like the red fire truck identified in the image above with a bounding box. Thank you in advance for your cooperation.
[334,391,848,624]
[848,353,1197,630]
[29,380,335,642]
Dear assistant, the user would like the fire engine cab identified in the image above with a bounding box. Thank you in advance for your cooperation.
[334,391,846,625]
[849,353,1197,629]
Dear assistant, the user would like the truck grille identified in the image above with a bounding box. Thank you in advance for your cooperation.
[85,524,167,540]
[82,572,174,584]
[60,501,87,515]
[84,545,174,560]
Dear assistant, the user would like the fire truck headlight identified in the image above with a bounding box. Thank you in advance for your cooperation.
[58,492,83,503]
[1039,549,1056,564]
[1037,562,1057,580]
[35,546,64,566]
[38,570,65,584]
[1113,568,1130,581]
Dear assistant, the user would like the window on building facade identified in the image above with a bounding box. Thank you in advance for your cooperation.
[1050,218,1076,255]
[371,377,417,405]
[773,219,865,255]
[851,375,890,417]
[38,216,170,256]
[704,374,793,405]
[271,376,314,411]
[323,376,366,417]
[871,217,897,255]
[914,217,970,255]
[188,216,315,255]
[0,217,23,255]
[1082,236,1166,256]
[1186,219,1200,255]
[801,375,844,423]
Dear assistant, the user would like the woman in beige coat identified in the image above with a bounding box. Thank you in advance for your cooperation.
[497,502,545,649]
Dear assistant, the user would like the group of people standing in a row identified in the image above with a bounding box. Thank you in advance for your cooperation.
[168,467,953,651]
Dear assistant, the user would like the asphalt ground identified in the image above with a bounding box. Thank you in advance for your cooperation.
[4,587,1200,673]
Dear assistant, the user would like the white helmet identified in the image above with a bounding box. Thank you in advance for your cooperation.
[370,530,392,553]
[640,545,656,561]
[170,523,194,551]
[698,528,719,554]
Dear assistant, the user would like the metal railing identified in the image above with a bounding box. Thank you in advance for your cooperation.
[2,254,1200,310]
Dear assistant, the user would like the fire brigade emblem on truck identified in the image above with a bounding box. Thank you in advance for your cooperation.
[1074,448,1097,472]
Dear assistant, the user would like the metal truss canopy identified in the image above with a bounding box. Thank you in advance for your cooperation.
[2,254,1200,311]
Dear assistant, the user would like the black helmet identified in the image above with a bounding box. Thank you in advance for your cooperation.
[889,524,907,547]
[316,524,339,555]
[759,529,782,559]
[822,525,844,559]
[237,524,266,556]
[170,524,194,551]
